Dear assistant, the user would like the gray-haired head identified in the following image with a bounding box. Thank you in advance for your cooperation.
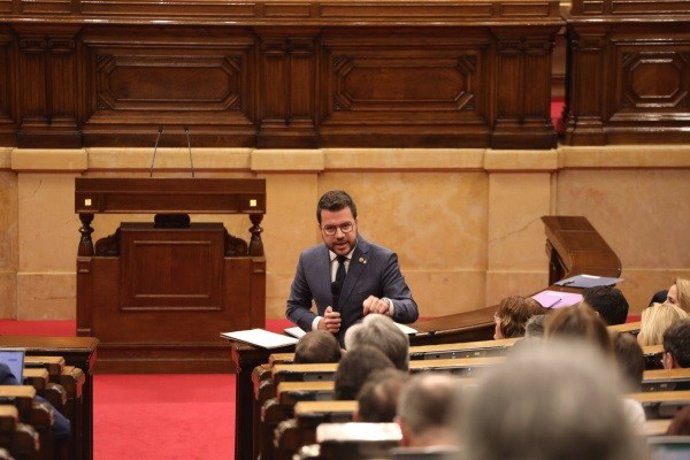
[344,313,409,371]
[524,314,547,338]
[456,339,645,460]
[397,372,462,448]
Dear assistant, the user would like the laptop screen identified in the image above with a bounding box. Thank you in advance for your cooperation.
[0,348,26,384]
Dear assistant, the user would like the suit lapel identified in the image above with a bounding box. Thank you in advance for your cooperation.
[315,246,332,308]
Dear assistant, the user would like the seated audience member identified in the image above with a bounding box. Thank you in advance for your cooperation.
[493,296,545,340]
[294,330,342,363]
[582,285,629,325]
[545,304,646,429]
[334,345,394,400]
[662,318,690,369]
[0,362,72,444]
[344,313,410,371]
[545,303,613,355]
[611,332,645,392]
[637,301,688,347]
[456,341,645,460]
[355,368,409,423]
[649,289,668,307]
[397,373,462,449]
[668,278,690,313]
[524,314,547,339]
[666,406,690,435]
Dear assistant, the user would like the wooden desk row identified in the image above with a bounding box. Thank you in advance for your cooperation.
[0,337,98,460]
[1,356,86,460]
[257,358,689,460]
[266,390,688,460]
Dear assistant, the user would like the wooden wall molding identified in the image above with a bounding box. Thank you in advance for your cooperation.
[0,25,14,145]
[0,14,561,149]
[0,0,562,25]
[563,1,690,144]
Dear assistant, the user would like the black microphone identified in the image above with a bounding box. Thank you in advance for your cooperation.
[331,281,342,311]
[149,126,164,177]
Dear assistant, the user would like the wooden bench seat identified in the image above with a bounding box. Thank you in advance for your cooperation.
[642,369,690,392]
[23,357,65,381]
[643,419,672,437]
[0,386,54,460]
[629,390,690,420]
[0,404,41,460]
[275,401,358,460]
[23,359,83,460]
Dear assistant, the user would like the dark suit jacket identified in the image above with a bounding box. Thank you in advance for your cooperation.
[286,237,418,343]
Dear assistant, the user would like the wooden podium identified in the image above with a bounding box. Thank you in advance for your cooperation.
[74,178,266,373]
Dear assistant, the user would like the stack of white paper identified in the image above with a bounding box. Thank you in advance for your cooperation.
[220,328,298,349]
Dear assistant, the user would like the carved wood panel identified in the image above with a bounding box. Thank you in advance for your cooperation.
[615,48,689,114]
[319,29,491,147]
[120,226,224,311]
[0,25,14,144]
[12,25,80,147]
[81,26,256,146]
[0,2,565,148]
[257,30,318,148]
[565,1,690,144]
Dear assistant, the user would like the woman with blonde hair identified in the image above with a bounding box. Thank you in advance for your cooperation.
[668,278,690,313]
[493,296,546,339]
[637,301,689,347]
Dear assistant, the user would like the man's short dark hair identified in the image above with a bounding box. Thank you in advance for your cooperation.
[294,330,342,364]
[356,368,408,423]
[334,345,394,400]
[663,318,690,368]
[583,286,629,325]
[316,190,357,223]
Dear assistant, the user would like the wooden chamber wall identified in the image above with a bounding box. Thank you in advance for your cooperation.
[2,0,562,150]
[2,0,688,150]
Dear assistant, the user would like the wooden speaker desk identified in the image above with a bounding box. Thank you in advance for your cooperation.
[74,177,266,373]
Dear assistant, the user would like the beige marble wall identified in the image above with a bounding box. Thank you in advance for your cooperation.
[0,148,18,318]
[557,146,690,312]
[1,145,689,320]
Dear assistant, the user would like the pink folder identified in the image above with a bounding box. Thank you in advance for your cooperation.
[531,290,583,309]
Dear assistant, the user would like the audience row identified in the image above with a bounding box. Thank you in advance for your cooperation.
[289,280,690,459]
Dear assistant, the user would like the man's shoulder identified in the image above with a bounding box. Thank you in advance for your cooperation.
[301,244,328,259]
[358,237,394,257]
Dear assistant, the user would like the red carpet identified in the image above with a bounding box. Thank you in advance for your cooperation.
[0,320,246,459]
[94,374,235,459]
[0,318,300,459]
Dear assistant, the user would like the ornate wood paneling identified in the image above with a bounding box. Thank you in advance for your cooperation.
[564,1,690,144]
[12,24,80,147]
[319,28,492,147]
[80,26,256,146]
[257,29,318,148]
[0,25,14,145]
[492,27,557,149]
[0,0,563,148]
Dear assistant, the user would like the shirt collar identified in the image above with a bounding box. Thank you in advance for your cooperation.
[329,244,356,262]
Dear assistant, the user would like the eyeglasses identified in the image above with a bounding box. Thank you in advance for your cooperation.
[322,221,355,236]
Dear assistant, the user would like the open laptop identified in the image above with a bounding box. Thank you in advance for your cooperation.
[0,347,26,384]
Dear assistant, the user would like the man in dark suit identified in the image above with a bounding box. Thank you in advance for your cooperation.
[286,190,418,345]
